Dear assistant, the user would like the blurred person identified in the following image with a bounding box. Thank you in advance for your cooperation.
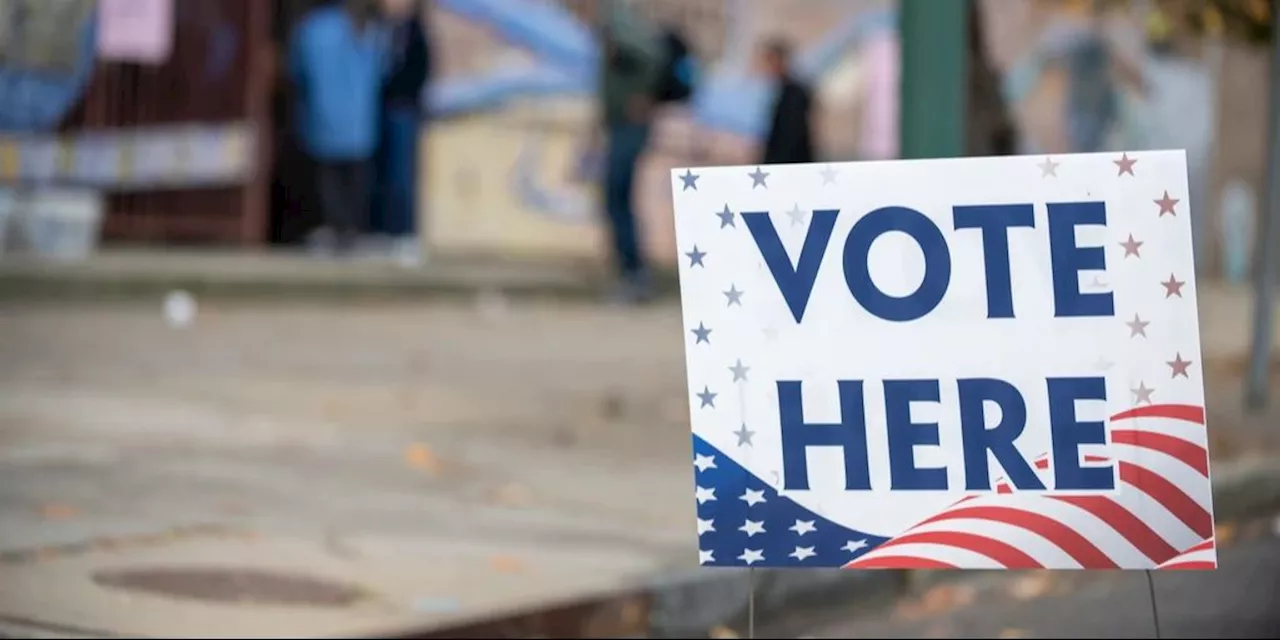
[965,0,1018,157]
[1047,0,1146,153]
[372,0,431,267]
[756,37,815,165]
[589,0,663,305]
[289,0,389,257]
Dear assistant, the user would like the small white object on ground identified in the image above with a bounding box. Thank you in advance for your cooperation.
[163,290,197,328]
[475,288,509,320]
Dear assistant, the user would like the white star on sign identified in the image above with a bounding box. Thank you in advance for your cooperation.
[786,203,807,227]
[739,519,766,537]
[697,517,716,535]
[1038,156,1059,177]
[819,165,838,185]
[739,488,766,507]
[789,520,816,536]
[738,549,765,565]
[695,486,716,504]
[693,454,717,472]
[789,546,816,561]
[699,549,715,565]
[842,539,868,553]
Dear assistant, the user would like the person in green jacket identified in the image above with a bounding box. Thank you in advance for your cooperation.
[589,0,663,305]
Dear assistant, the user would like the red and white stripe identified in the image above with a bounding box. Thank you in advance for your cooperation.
[1156,538,1217,571]
[846,404,1217,570]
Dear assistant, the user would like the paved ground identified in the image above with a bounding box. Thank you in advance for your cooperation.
[0,287,1278,637]
[782,518,1280,639]
[0,299,695,638]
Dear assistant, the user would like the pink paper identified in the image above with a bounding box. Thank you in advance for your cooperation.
[97,0,174,64]
[857,32,900,161]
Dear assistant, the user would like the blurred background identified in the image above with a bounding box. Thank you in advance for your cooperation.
[0,0,1279,638]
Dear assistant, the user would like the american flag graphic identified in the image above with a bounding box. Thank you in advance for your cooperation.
[846,403,1213,570]
[672,151,1215,570]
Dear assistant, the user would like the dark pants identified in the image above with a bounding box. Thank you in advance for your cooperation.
[372,105,420,237]
[603,123,651,279]
[314,158,370,248]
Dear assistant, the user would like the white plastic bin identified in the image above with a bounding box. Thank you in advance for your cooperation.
[18,188,104,262]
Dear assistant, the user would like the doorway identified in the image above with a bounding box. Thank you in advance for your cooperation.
[267,0,325,245]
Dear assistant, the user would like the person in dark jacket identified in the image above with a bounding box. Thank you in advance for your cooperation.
[589,0,663,305]
[757,38,816,165]
[372,0,430,266]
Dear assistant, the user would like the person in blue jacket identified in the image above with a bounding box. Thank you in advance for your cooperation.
[289,0,389,256]
[372,0,431,267]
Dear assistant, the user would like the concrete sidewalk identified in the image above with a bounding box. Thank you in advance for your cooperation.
[0,250,617,301]
[780,518,1280,639]
[1,254,1280,638]
[0,301,695,638]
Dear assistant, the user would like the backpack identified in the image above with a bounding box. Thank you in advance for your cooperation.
[653,27,696,104]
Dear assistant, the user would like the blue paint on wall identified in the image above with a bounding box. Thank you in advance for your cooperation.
[428,0,895,138]
[0,17,97,132]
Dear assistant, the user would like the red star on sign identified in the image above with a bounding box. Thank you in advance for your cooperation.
[1167,353,1193,378]
[1154,191,1180,217]
[1131,381,1155,405]
[1114,153,1137,176]
[1162,274,1186,298]
[1119,234,1143,258]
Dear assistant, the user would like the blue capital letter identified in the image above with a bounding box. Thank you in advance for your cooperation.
[1047,377,1115,490]
[1047,202,1115,317]
[884,379,948,490]
[957,378,1044,491]
[779,380,872,491]
[744,210,839,323]
[843,207,951,322]
[953,204,1035,319]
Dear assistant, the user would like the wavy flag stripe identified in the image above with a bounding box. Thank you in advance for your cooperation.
[847,404,1216,570]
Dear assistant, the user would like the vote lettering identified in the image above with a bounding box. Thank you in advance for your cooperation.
[742,201,1116,323]
[746,202,1118,493]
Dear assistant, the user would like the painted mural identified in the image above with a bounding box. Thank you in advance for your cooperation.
[422,0,894,266]
[423,0,1267,279]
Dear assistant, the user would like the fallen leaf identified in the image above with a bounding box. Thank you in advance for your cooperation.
[619,599,645,628]
[38,504,79,520]
[924,622,956,638]
[708,625,740,639]
[999,628,1032,639]
[488,482,533,507]
[599,392,625,421]
[922,583,975,612]
[405,443,442,475]
[1216,522,1237,548]
[895,600,926,620]
[1009,572,1053,601]
[897,583,976,620]
[489,554,528,574]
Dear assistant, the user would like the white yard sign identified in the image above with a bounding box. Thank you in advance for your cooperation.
[671,152,1215,570]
